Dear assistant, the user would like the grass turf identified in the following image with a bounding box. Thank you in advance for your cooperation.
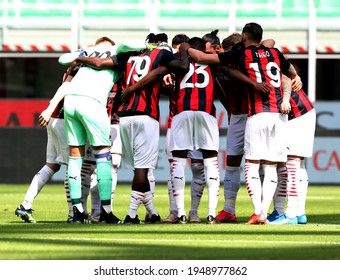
[0,184,340,260]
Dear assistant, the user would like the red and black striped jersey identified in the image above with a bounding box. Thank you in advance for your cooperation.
[213,67,248,115]
[168,88,176,128]
[106,86,121,125]
[173,61,216,117]
[50,70,76,119]
[288,89,314,120]
[118,48,176,121]
[218,45,291,116]
[51,99,64,119]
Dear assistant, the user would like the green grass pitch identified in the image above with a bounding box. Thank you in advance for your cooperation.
[0,184,340,260]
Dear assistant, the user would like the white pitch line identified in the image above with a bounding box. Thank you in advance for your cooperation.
[2,236,340,246]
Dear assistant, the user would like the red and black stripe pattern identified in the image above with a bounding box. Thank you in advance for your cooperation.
[174,61,216,117]
[288,89,314,120]
[118,48,175,121]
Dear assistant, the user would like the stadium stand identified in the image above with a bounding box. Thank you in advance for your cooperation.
[0,0,339,50]
[1,0,340,29]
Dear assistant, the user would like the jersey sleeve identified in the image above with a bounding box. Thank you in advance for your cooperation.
[67,65,80,78]
[276,48,291,75]
[218,49,241,66]
[159,50,177,67]
[111,52,133,71]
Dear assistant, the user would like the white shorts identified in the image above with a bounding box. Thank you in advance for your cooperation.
[226,113,247,156]
[287,109,316,157]
[83,124,122,162]
[244,112,287,162]
[170,111,219,152]
[110,124,122,155]
[46,117,68,165]
[120,115,159,169]
[166,128,203,160]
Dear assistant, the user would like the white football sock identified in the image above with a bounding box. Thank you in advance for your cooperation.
[261,164,278,217]
[167,176,177,214]
[204,157,220,217]
[297,159,308,216]
[223,165,241,214]
[171,157,187,217]
[128,190,144,218]
[142,191,159,216]
[244,162,262,215]
[273,165,287,214]
[90,170,101,214]
[81,161,96,214]
[285,157,300,218]
[22,165,55,209]
[190,162,205,213]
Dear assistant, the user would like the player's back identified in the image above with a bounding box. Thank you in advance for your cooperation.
[242,45,289,116]
[175,60,215,116]
[67,45,119,106]
[119,48,174,121]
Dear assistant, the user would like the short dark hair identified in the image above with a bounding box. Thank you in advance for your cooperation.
[222,33,241,50]
[202,29,220,46]
[155,33,168,43]
[188,37,206,52]
[95,36,115,46]
[171,33,190,47]
[145,33,157,44]
[242,22,263,43]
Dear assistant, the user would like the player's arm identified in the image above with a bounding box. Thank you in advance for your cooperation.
[279,51,302,92]
[213,74,229,112]
[167,43,190,75]
[187,47,220,64]
[121,66,169,102]
[38,75,73,127]
[58,49,87,66]
[219,65,272,95]
[70,56,114,69]
[280,53,302,92]
[280,74,292,114]
[287,63,302,92]
[261,39,275,48]
[70,52,133,71]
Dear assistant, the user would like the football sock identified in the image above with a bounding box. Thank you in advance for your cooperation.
[111,153,121,201]
[244,162,262,215]
[94,149,112,208]
[68,156,84,207]
[148,168,155,195]
[297,159,308,216]
[167,176,177,214]
[63,169,73,216]
[22,165,55,209]
[204,157,220,217]
[111,165,117,201]
[171,157,187,217]
[261,164,278,217]
[286,157,300,218]
[146,169,156,215]
[74,202,84,213]
[142,190,159,216]
[90,169,101,215]
[128,190,144,218]
[223,165,241,214]
[190,161,205,213]
[80,161,96,214]
[274,165,288,215]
